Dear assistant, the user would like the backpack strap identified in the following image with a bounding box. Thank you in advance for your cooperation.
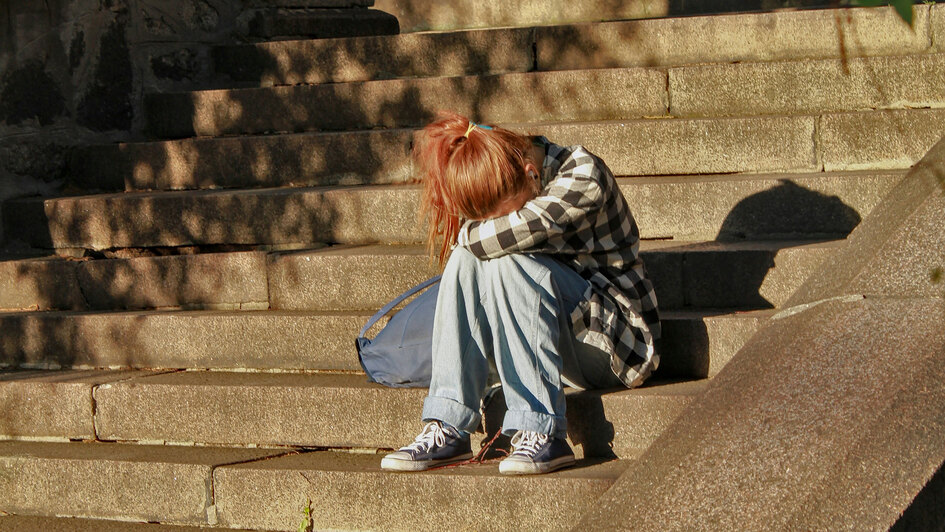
[358,276,441,339]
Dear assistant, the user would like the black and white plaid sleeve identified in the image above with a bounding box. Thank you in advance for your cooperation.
[456,153,605,259]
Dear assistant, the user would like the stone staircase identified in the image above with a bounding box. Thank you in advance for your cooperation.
[2,4,944,530]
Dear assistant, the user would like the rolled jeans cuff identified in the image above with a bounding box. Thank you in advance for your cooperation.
[503,409,567,440]
[422,395,481,434]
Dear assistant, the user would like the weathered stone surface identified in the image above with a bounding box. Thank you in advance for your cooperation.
[790,136,945,304]
[247,8,399,40]
[567,380,705,458]
[581,137,945,530]
[76,251,268,310]
[580,297,945,530]
[213,27,534,85]
[659,310,771,378]
[0,310,366,371]
[0,370,151,440]
[0,252,268,312]
[93,371,700,457]
[678,241,840,309]
[820,109,945,171]
[934,4,945,52]
[214,450,625,531]
[92,372,425,448]
[3,185,423,250]
[255,0,375,6]
[0,308,763,378]
[268,244,437,310]
[373,0,667,32]
[149,47,201,82]
[618,171,901,242]
[5,170,902,249]
[0,257,84,311]
[538,6,932,71]
[535,115,817,176]
[77,19,133,132]
[268,240,839,311]
[670,53,945,117]
[0,441,281,524]
[0,60,66,126]
[71,128,414,191]
[0,515,250,531]
[147,68,667,137]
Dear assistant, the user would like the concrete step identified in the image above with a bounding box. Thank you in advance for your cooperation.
[0,514,249,531]
[0,251,270,312]
[0,441,286,526]
[0,369,168,441]
[213,6,937,86]
[0,440,626,531]
[213,450,627,531]
[371,0,842,33]
[147,53,945,139]
[268,240,839,311]
[146,67,667,138]
[245,7,399,41]
[6,170,904,250]
[0,369,706,459]
[0,307,772,378]
[0,240,837,313]
[71,110,935,192]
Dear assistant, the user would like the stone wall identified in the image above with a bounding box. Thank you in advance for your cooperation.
[0,0,246,245]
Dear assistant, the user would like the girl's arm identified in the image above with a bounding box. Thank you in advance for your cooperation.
[456,149,607,260]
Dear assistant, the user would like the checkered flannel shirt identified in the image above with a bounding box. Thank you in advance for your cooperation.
[456,137,660,388]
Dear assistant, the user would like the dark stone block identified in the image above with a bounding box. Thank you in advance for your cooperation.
[0,141,70,182]
[0,61,66,126]
[77,19,133,132]
[150,49,199,82]
[69,31,85,72]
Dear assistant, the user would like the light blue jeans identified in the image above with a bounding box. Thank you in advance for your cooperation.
[421,247,622,440]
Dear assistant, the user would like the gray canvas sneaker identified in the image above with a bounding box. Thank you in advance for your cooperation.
[498,430,576,475]
[381,421,473,471]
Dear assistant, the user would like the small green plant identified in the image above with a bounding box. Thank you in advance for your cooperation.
[298,498,314,532]
[852,0,916,25]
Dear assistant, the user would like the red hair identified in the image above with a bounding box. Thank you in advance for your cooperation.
[414,111,537,265]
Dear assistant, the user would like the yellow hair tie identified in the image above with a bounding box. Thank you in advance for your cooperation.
[463,122,478,138]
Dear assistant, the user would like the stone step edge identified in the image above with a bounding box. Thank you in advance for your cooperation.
[71,108,932,194]
[145,53,945,138]
[0,239,832,316]
[25,168,906,204]
[0,440,627,529]
[0,306,777,325]
[199,48,945,96]
[0,370,708,458]
[209,4,938,86]
[177,47,941,92]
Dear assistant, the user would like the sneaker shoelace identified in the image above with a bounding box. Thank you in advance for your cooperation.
[401,421,449,453]
[509,431,549,458]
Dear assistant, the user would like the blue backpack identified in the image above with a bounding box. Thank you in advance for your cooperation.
[355,277,440,388]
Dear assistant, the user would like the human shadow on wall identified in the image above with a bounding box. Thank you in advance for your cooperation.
[659,179,862,378]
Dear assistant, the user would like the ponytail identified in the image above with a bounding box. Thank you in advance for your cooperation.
[414,111,535,266]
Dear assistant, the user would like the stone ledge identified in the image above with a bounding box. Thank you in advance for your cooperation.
[5,170,903,250]
[538,6,932,72]
[0,369,157,440]
[820,109,945,172]
[0,441,283,526]
[214,450,625,530]
[670,53,945,118]
[90,371,703,459]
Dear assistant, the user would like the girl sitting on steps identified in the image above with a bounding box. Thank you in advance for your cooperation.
[381,112,660,475]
